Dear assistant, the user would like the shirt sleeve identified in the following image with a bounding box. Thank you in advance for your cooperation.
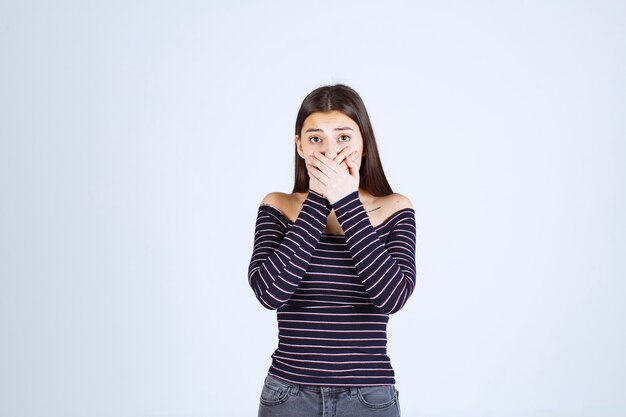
[331,190,417,314]
[248,190,332,310]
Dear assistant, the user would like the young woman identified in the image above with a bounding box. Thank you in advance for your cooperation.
[248,84,417,417]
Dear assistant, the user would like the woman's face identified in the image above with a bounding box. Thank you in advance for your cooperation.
[296,111,365,170]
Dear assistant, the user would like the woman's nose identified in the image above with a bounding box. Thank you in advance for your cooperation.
[323,145,341,159]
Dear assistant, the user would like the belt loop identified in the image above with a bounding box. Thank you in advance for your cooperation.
[349,387,358,397]
[290,383,300,395]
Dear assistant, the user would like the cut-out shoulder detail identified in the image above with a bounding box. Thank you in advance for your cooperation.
[259,203,414,236]
[261,191,288,207]
[385,193,414,211]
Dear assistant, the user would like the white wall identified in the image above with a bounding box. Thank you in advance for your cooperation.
[1,1,624,416]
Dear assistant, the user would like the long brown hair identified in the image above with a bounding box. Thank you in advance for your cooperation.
[292,84,394,196]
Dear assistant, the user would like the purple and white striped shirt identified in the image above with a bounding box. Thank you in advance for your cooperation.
[248,189,417,386]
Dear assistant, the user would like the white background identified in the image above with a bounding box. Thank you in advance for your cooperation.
[1,1,625,416]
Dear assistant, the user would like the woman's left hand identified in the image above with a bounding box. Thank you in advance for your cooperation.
[306,150,360,205]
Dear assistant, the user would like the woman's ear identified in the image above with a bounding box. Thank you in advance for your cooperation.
[295,135,304,158]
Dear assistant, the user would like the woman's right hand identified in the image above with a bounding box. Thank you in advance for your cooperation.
[307,147,358,197]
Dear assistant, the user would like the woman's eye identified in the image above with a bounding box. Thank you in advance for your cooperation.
[309,136,321,143]
[339,135,351,141]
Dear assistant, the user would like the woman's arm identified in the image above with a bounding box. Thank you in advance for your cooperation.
[331,190,417,314]
[248,190,331,309]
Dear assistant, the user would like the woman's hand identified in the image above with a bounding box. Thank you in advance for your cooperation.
[306,146,360,205]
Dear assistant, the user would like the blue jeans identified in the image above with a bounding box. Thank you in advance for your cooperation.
[257,374,401,417]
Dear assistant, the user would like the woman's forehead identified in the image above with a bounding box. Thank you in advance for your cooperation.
[302,111,359,130]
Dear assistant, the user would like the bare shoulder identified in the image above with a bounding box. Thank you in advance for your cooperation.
[261,191,286,207]
[260,192,302,221]
[260,191,293,213]
[382,193,414,212]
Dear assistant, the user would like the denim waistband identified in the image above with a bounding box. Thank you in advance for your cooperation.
[266,373,393,396]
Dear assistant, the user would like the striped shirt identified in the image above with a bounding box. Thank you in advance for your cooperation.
[248,189,417,386]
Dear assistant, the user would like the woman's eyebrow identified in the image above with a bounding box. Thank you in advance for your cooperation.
[305,127,354,133]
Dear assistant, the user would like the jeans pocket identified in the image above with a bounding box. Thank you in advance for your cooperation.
[259,375,293,406]
[357,385,397,409]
